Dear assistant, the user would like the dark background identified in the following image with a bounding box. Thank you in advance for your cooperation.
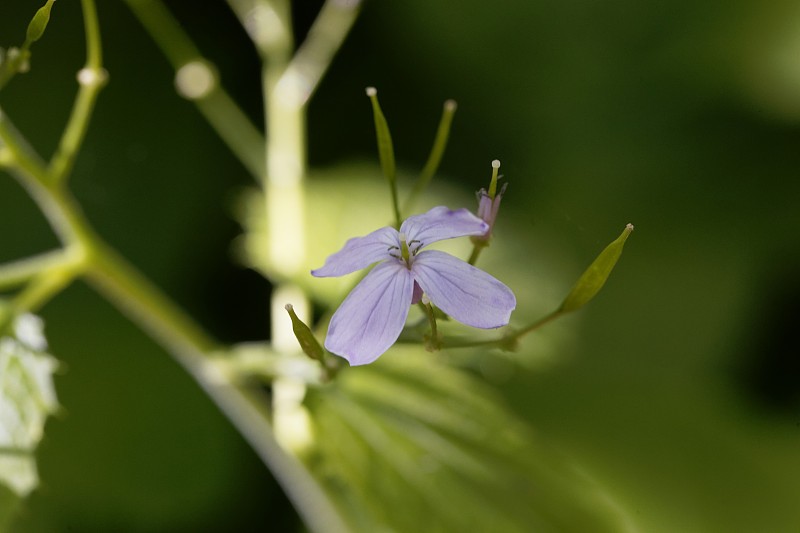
[2,0,799,531]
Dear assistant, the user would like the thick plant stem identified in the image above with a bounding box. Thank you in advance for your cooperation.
[83,243,347,533]
[0,250,78,292]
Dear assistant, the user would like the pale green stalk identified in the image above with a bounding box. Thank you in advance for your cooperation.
[282,0,363,107]
[0,250,77,291]
[124,0,265,180]
[228,2,358,531]
[403,99,458,213]
[47,0,105,185]
[439,309,562,350]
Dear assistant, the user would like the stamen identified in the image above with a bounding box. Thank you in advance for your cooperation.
[398,233,411,263]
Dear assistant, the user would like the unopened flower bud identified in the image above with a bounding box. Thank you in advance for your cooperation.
[472,160,507,243]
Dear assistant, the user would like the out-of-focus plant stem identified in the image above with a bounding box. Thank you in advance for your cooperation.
[124,0,265,180]
[48,0,105,186]
[2,2,353,532]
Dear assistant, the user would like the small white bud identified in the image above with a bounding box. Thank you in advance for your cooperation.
[365,86,377,97]
[491,159,501,169]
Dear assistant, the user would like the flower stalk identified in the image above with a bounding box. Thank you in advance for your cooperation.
[469,159,506,265]
[404,99,458,213]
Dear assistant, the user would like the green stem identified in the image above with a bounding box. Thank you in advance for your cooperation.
[82,242,347,533]
[281,0,363,107]
[232,3,350,531]
[513,309,563,338]
[9,263,82,317]
[0,106,48,184]
[419,301,441,351]
[196,90,266,179]
[0,249,82,292]
[85,242,218,353]
[6,147,345,533]
[439,309,563,350]
[467,242,486,266]
[403,99,457,213]
[0,246,85,335]
[124,0,265,180]
[48,0,106,186]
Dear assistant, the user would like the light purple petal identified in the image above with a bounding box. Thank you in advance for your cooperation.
[399,206,488,247]
[312,226,398,277]
[412,250,515,328]
[324,260,415,365]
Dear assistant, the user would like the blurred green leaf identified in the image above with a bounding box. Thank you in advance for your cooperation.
[559,224,634,313]
[303,348,633,532]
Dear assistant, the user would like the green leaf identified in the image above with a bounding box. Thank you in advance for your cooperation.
[25,0,57,45]
[0,313,60,498]
[303,348,634,532]
[559,223,634,313]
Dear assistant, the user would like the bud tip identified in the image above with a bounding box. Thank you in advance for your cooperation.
[491,159,501,169]
[365,86,377,97]
[444,99,457,111]
[284,303,293,312]
[625,223,634,232]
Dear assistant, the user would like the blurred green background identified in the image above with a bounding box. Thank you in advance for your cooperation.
[2,0,800,531]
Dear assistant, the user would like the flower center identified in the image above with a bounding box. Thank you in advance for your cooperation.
[391,233,423,268]
[398,233,411,264]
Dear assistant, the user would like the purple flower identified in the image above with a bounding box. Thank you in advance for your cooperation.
[312,206,516,365]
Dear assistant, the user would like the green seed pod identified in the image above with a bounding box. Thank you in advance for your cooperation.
[285,304,325,362]
[25,0,56,45]
[559,223,634,313]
